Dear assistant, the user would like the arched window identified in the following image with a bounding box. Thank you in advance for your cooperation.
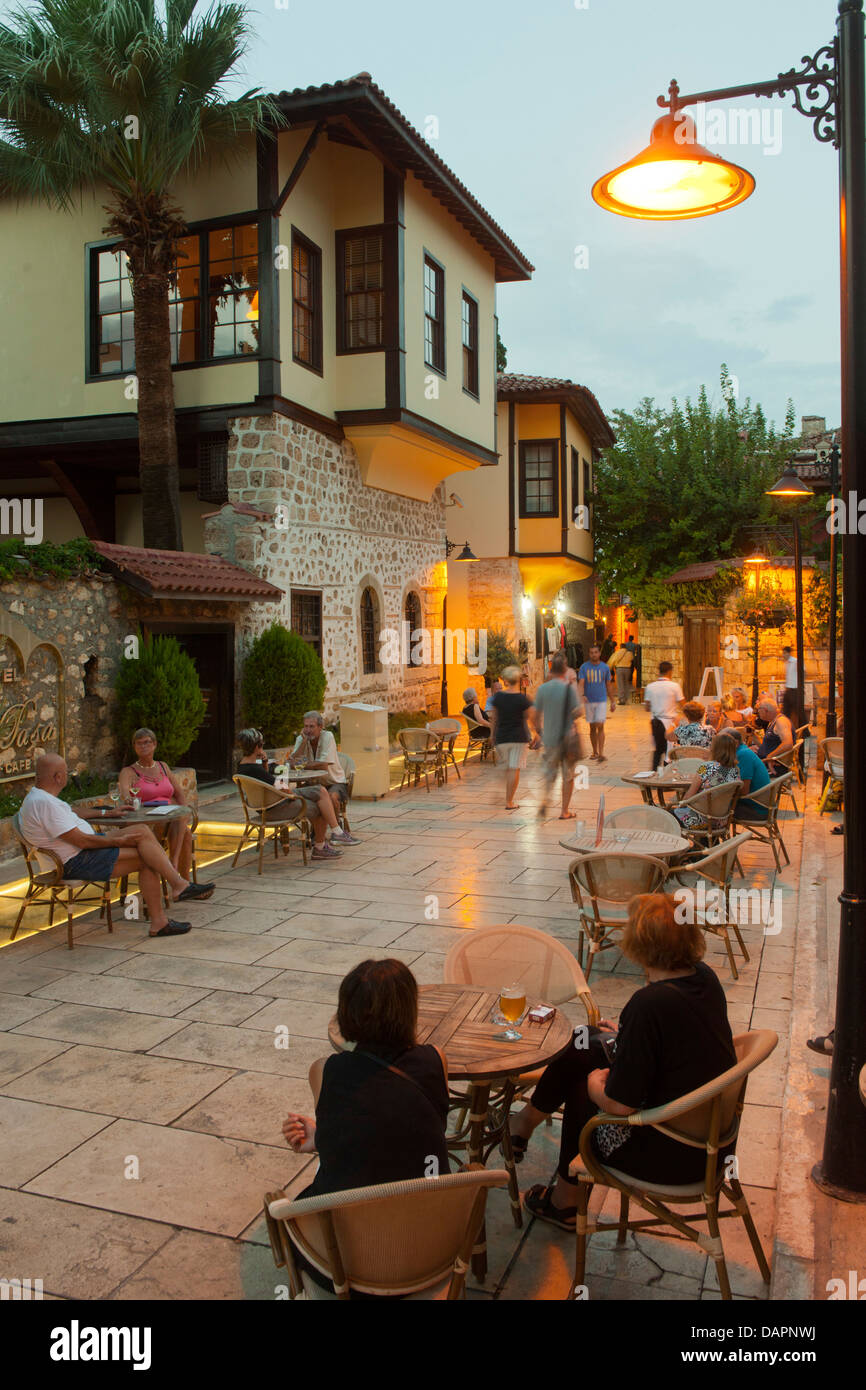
[360,587,379,674]
[403,591,422,667]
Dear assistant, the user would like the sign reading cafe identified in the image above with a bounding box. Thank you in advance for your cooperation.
[0,609,64,784]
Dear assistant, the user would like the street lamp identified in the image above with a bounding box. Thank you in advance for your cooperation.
[766,466,814,745]
[743,549,769,708]
[592,1,866,1201]
[441,538,478,716]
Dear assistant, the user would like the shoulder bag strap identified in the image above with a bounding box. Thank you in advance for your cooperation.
[354,1048,446,1123]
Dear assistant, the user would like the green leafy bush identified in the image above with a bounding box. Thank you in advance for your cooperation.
[114,632,206,766]
[242,623,326,746]
[481,624,519,681]
[0,538,99,583]
[0,771,110,821]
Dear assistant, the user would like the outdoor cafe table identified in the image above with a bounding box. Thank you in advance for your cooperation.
[85,804,191,831]
[621,768,696,807]
[282,768,330,786]
[328,982,573,1280]
[558,827,690,859]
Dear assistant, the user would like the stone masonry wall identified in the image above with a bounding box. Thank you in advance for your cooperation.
[211,415,449,720]
[465,557,542,687]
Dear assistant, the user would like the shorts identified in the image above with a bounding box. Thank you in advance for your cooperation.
[62,846,120,881]
[584,701,608,724]
[496,742,528,770]
[296,786,323,806]
[326,782,348,804]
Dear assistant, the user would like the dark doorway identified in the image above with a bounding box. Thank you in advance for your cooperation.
[145,623,234,784]
[683,611,721,702]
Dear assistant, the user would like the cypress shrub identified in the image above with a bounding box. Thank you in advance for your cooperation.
[114,632,206,766]
[242,622,326,745]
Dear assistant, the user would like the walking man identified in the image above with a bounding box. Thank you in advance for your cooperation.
[534,652,580,819]
[577,645,616,764]
[643,662,685,771]
[609,642,633,705]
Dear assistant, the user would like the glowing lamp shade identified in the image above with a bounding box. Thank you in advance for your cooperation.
[592,113,756,221]
[765,465,814,498]
[744,549,769,567]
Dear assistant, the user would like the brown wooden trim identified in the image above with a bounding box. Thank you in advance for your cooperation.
[383,170,405,410]
[518,438,559,518]
[422,249,446,377]
[41,458,116,542]
[559,404,568,554]
[257,131,281,401]
[290,226,324,375]
[331,113,403,178]
[274,121,326,214]
[334,406,497,465]
[269,394,344,443]
[508,400,515,556]
[335,224,388,356]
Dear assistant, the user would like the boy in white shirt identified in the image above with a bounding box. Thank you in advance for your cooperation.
[643,662,685,771]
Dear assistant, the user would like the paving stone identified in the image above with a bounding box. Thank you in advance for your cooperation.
[11,1003,188,1052]
[252,939,422,974]
[0,1035,72,1087]
[28,973,211,1018]
[251,969,343,1003]
[241,997,335,1040]
[176,991,275,1025]
[174,1071,315,1147]
[105,954,283,994]
[108,1229,281,1300]
[0,1095,114,1185]
[0,992,58,1029]
[148,1021,324,1078]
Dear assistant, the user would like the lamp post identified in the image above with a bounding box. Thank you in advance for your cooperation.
[825,442,841,739]
[766,465,814,748]
[441,539,478,716]
[591,0,866,1199]
[744,549,769,707]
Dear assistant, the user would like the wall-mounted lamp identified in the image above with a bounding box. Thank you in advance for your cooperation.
[445,538,478,561]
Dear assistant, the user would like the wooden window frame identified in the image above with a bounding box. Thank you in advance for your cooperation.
[518,439,559,518]
[461,288,479,399]
[291,226,323,375]
[360,586,380,675]
[335,224,387,356]
[423,251,446,377]
[290,589,323,661]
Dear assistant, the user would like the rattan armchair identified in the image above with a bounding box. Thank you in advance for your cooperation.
[771,740,805,814]
[426,718,462,782]
[264,1166,508,1300]
[665,831,756,978]
[11,813,114,950]
[398,729,441,792]
[730,774,791,872]
[463,715,493,763]
[670,744,711,761]
[605,805,680,834]
[567,853,668,980]
[675,779,742,850]
[569,1029,778,1301]
[232,775,310,873]
[817,736,844,815]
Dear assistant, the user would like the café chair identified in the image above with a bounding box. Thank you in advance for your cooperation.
[568,853,668,980]
[730,775,791,872]
[397,729,440,792]
[463,715,493,764]
[171,766,200,882]
[232,774,311,873]
[426,718,462,783]
[816,736,844,816]
[263,1166,508,1300]
[569,1030,778,1302]
[674,780,742,851]
[669,745,711,761]
[605,805,679,835]
[771,741,804,815]
[664,831,756,979]
[11,813,114,950]
[337,752,355,835]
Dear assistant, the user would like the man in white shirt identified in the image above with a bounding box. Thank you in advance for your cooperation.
[643,661,685,771]
[783,646,798,694]
[18,754,214,937]
[289,711,360,846]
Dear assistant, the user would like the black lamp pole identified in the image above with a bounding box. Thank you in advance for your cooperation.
[792,515,806,739]
[826,442,840,740]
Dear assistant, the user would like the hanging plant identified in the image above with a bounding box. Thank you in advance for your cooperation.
[734,584,795,631]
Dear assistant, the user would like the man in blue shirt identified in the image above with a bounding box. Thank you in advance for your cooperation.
[722,729,769,818]
[577,644,616,763]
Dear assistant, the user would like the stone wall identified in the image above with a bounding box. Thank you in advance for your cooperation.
[211,414,449,719]
[464,557,542,686]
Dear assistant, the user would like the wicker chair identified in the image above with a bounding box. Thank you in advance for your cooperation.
[232,775,310,873]
[398,729,440,792]
[794,724,811,786]
[570,1030,778,1301]
[463,715,493,764]
[264,1167,508,1300]
[568,854,668,979]
[770,740,804,814]
[817,737,844,815]
[669,757,704,780]
[171,766,200,882]
[674,779,742,850]
[605,805,679,834]
[670,743,712,761]
[730,774,791,872]
[665,831,756,979]
[11,813,114,950]
[426,718,462,782]
[337,752,355,834]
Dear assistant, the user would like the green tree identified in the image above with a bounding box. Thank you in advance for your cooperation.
[481,623,519,681]
[242,623,326,745]
[114,632,206,764]
[496,331,508,373]
[0,0,282,550]
[594,367,799,610]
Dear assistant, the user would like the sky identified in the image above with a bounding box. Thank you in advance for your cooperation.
[232,0,841,435]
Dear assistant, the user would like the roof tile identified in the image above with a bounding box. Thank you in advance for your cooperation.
[91,542,282,601]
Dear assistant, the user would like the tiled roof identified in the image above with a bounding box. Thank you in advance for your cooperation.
[496,373,616,450]
[273,75,533,283]
[665,557,815,584]
[91,543,282,601]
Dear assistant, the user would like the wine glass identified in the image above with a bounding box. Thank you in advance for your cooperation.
[108,781,120,811]
[497,983,526,1042]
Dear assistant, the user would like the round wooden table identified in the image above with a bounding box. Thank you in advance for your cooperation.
[283,767,329,787]
[559,828,689,859]
[329,983,574,1279]
[85,804,191,829]
[621,768,695,807]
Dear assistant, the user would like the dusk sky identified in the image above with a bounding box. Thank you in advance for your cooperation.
[237,0,840,435]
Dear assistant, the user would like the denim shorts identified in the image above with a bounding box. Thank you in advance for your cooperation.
[62,846,120,881]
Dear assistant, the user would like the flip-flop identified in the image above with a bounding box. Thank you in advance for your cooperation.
[806,1032,834,1054]
[524,1183,577,1231]
[149,920,191,937]
[505,805,521,811]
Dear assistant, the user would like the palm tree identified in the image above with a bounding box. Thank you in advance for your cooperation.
[0,0,282,550]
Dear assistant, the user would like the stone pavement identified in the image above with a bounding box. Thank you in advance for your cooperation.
[0,706,851,1301]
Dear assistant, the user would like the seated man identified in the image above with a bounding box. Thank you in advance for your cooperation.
[719,728,769,819]
[753,697,794,775]
[19,753,214,937]
[289,712,359,843]
[237,728,358,859]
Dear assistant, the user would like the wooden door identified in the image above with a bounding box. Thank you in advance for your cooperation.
[683,611,721,701]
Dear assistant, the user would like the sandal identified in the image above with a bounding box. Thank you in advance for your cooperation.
[524,1184,577,1232]
[806,1031,834,1054]
[499,1133,528,1165]
[175,881,215,902]
[149,920,191,937]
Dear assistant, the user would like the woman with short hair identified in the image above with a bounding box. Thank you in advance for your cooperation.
[510,894,736,1230]
[236,728,347,861]
[673,701,714,748]
[118,727,197,882]
[671,732,742,831]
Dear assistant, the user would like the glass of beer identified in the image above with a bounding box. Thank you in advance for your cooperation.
[498,983,526,1041]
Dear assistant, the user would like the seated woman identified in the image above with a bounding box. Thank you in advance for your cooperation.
[462,687,492,740]
[731,688,755,724]
[673,701,713,749]
[119,728,197,882]
[282,959,451,1294]
[236,728,348,862]
[671,732,742,831]
[510,894,736,1230]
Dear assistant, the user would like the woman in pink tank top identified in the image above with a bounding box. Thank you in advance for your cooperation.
[118,728,194,878]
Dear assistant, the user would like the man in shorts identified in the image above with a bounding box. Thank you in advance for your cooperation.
[534,652,580,819]
[577,645,616,763]
[643,661,685,771]
[288,711,359,847]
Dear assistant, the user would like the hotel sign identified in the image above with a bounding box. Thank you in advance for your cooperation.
[0,610,64,785]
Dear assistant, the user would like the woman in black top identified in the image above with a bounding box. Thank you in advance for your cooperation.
[236,728,344,858]
[508,894,737,1231]
[489,664,537,810]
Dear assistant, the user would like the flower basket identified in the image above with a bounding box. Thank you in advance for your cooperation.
[734,587,795,631]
